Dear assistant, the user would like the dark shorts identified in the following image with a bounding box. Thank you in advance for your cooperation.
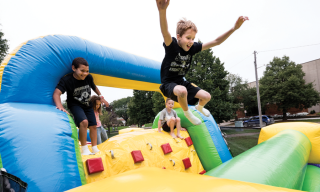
[69,105,97,128]
[160,80,201,105]
[162,122,176,132]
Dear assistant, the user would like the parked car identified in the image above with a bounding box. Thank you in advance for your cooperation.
[243,115,274,127]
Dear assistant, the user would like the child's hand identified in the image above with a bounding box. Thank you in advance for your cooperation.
[233,16,249,30]
[56,106,70,115]
[100,97,109,107]
[156,0,170,11]
[158,130,163,134]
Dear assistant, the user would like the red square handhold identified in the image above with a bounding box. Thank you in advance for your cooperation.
[199,170,206,175]
[86,157,104,175]
[161,143,173,154]
[162,167,166,169]
[185,137,193,146]
[182,157,192,169]
[131,150,144,163]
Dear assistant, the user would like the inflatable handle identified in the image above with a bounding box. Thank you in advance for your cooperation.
[109,150,114,159]
[170,159,175,166]
[147,143,152,150]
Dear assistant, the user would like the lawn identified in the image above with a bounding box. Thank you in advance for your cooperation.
[225,134,260,157]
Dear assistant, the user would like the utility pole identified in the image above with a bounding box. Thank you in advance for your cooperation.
[254,51,263,128]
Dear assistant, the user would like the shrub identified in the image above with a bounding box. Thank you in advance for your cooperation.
[310,110,316,114]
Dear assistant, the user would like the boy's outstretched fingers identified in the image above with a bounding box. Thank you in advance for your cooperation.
[181,128,187,131]
[234,16,249,30]
[56,107,70,115]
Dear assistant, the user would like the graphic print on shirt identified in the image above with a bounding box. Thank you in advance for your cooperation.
[73,85,91,106]
[169,53,191,76]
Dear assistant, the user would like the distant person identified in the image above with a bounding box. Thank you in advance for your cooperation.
[158,98,186,138]
[156,0,248,125]
[90,95,108,144]
[53,57,109,155]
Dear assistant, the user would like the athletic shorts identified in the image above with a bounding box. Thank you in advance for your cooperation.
[162,122,176,132]
[160,80,201,105]
[69,105,97,128]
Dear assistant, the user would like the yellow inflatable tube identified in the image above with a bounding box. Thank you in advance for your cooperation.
[258,122,320,163]
[67,167,301,192]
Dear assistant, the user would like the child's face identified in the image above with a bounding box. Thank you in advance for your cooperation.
[72,64,89,80]
[177,29,197,52]
[166,100,174,109]
[95,100,101,110]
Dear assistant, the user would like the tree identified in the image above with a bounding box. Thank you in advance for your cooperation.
[127,90,155,127]
[100,106,118,134]
[226,73,258,117]
[111,96,132,123]
[152,92,165,115]
[260,56,320,120]
[185,42,239,123]
[0,28,9,63]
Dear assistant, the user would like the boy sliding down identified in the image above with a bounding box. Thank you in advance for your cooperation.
[156,0,248,125]
[53,57,109,155]
[158,98,185,139]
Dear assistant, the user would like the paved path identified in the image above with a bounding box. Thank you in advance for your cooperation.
[226,132,260,138]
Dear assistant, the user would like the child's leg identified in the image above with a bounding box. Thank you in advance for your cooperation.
[167,117,177,138]
[89,125,97,146]
[175,117,184,139]
[173,85,189,111]
[79,120,89,146]
[173,85,201,125]
[195,90,211,117]
[85,107,100,153]
[96,126,102,145]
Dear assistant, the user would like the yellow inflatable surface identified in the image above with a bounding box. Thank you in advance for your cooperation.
[81,129,204,184]
[118,128,146,134]
[67,167,301,192]
[258,122,320,163]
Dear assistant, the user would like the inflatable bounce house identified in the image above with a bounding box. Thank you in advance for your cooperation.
[0,35,320,192]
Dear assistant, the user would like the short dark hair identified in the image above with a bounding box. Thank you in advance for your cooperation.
[166,98,174,103]
[72,57,88,69]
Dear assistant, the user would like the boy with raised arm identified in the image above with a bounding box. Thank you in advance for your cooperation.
[156,0,248,125]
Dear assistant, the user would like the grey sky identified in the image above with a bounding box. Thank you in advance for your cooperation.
[1,0,319,103]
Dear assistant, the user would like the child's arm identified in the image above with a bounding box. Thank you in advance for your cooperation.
[156,0,172,46]
[202,16,249,51]
[93,87,109,107]
[53,88,70,115]
[158,120,163,133]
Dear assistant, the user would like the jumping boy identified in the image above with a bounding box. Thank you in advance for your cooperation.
[53,57,109,155]
[158,98,185,139]
[156,0,248,125]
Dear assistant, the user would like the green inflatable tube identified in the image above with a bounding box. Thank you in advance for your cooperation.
[302,165,320,192]
[205,129,311,190]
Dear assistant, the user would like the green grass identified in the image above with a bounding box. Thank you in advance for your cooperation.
[226,135,260,157]
[221,128,260,135]
[144,123,153,127]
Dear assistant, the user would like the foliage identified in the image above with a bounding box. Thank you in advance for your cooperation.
[62,101,73,118]
[110,96,132,123]
[100,106,118,134]
[127,90,155,127]
[0,28,9,63]
[310,110,315,114]
[260,56,320,120]
[152,92,165,115]
[185,42,239,123]
[226,73,258,116]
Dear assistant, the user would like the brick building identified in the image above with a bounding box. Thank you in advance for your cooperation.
[236,58,320,118]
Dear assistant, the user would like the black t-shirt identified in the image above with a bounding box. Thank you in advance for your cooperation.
[56,73,96,108]
[160,37,202,84]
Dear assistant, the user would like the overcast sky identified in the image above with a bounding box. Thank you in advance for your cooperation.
[1,0,319,103]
